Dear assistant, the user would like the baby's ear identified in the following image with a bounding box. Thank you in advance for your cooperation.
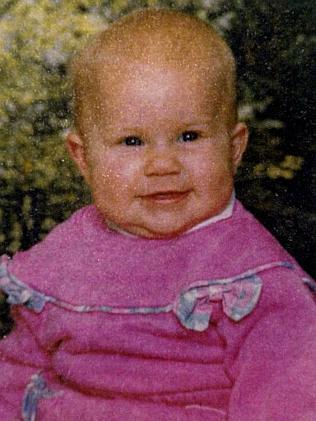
[230,122,248,174]
[66,132,91,184]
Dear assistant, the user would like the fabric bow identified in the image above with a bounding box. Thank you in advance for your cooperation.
[173,275,262,331]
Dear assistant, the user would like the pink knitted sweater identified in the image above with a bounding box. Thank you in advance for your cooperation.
[0,201,315,420]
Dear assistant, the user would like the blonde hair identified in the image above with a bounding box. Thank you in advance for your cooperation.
[70,8,237,137]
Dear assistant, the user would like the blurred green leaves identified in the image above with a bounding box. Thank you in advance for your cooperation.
[0,0,104,252]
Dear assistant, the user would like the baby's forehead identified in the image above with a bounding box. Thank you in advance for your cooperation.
[71,9,237,132]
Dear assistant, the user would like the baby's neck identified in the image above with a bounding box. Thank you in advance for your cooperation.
[106,192,235,238]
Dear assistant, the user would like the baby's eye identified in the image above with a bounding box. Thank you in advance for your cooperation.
[122,136,143,146]
[178,131,199,142]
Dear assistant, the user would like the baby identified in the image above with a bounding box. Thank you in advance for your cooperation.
[0,8,316,421]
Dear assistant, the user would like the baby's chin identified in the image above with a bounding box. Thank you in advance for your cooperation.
[133,225,191,240]
[106,220,188,239]
[105,202,234,239]
[106,217,209,239]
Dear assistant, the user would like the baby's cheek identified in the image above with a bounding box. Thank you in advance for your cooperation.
[198,162,234,196]
[116,164,144,195]
[217,160,234,179]
[91,170,114,192]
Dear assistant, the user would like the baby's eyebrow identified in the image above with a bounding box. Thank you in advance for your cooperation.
[101,125,144,135]
[183,120,211,127]
[103,121,212,132]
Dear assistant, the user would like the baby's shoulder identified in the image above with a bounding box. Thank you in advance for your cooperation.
[1,206,98,296]
[258,261,315,308]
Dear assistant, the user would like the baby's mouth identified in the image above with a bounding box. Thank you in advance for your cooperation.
[141,190,190,203]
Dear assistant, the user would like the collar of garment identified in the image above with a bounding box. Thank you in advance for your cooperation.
[106,191,236,238]
[0,254,294,331]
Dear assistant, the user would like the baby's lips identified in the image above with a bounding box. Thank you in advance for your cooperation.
[140,190,191,202]
[145,191,187,199]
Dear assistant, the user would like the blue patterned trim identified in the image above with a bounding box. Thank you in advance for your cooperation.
[303,277,316,294]
[0,256,50,312]
[22,372,55,421]
[0,255,294,331]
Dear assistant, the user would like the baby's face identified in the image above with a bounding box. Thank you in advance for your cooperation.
[68,61,247,238]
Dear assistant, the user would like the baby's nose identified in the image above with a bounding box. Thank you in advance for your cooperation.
[144,145,182,177]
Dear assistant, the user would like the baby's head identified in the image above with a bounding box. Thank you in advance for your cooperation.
[67,8,248,239]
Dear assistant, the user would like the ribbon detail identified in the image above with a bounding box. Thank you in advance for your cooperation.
[173,274,262,331]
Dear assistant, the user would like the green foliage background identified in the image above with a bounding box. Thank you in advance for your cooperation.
[0,0,315,334]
